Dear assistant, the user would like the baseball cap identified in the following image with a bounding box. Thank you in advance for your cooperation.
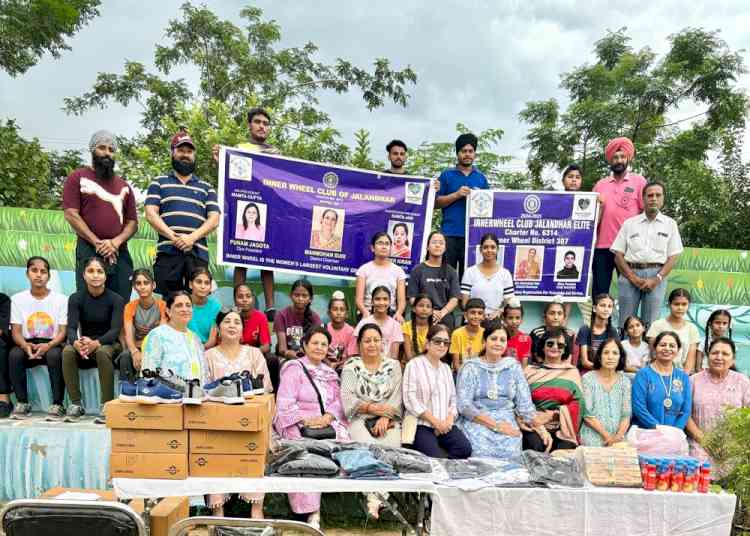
[170,132,195,150]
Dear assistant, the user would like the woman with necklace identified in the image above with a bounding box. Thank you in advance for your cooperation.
[456,321,537,459]
[632,331,692,430]
[205,309,271,519]
[523,327,585,452]
[341,323,403,518]
[580,338,632,446]
[461,233,515,320]
[686,337,750,462]
[403,323,472,459]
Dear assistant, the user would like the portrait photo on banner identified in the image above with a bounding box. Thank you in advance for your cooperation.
[235,200,267,242]
[553,246,584,282]
[309,206,345,252]
[388,220,413,259]
[474,244,505,265]
[514,245,544,281]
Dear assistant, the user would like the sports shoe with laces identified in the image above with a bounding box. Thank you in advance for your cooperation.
[183,378,206,405]
[205,377,244,405]
[153,368,205,405]
[64,404,86,422]
[46,404,65,421]
[135,378,183,404]
[118,379,139,402]
[11,401,32,420]
[230,370,265,397]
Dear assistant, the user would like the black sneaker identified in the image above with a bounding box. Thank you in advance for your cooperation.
[45,404,65,421]
[64,404,86,422]
[0,401,11,418]
[11,402,32,420]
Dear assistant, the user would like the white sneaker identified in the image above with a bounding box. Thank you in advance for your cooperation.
[306,511,320,530]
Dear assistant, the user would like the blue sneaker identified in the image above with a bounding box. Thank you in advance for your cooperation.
[118,379,139,402]
[135,378,183,405]
[232,370,266,397]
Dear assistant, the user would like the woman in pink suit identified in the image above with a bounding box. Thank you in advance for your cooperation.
[273,325,350,529]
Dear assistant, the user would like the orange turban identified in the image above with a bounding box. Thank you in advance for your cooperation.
[605,137,635,163]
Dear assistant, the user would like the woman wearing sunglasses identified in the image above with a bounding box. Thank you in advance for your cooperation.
[403,323,472,459]
[523,327,586,452]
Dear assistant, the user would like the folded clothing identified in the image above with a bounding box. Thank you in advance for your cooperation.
[369,445,431,474]
[523,450,584,488]
[276,453,340,477]
[333,449,397,480]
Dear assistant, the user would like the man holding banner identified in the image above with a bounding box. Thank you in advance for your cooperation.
[383,139,408,174]
[436,133,489,279]
[213,107,280,321]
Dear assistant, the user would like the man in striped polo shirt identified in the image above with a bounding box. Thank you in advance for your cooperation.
[145,132,221,296]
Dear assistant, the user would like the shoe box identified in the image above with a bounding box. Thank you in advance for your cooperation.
[104,400,184,430]
[183,394,274,431]
[111,428,188,454]
[41,487,117,501]
[110,452,189,480]
[189,429,268,455]
[187,453,266,478]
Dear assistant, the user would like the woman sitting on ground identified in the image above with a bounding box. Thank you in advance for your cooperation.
[403,323,472,459]
[456,321,538,459]
[523,327,586,452]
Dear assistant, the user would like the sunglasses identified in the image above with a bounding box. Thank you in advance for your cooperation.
[545,340,566,350]
[430,338,450,346]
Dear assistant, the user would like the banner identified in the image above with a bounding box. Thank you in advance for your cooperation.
[217,148,435,279]
[465,190,599,301]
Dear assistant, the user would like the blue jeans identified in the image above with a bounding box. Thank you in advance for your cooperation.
[617,267,666,329]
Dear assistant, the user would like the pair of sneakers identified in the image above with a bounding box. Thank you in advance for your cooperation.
[120,369,205,405]
[9,402,65,421]
[204,371,265,404]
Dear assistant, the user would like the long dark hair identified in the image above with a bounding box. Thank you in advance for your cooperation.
[410,294,434,354]
[242,202,262,229]
[704,309,732,356]
[590,293,618,339]
[290,279,315,333]
[370,285,391,315]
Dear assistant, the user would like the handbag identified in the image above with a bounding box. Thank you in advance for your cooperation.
[299,363,337,440]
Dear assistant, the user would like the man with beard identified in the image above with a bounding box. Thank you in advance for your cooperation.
[383,139,408,174]
[591,137,647,298]
[62,130,137,300]
[146,132,220,295]
[213,107,279,321]
[611,181,683,329]
[436,133,489,279]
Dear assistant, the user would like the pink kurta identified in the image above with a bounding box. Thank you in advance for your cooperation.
[273,356,350,513]
[204,345,272,508]
[689,370,750,461]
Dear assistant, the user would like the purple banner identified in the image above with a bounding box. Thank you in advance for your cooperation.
[218,147,435,279]
[465,190,599,301]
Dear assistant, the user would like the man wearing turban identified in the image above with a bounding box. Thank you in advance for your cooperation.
[591,137,647,298]
[436,133,490,278]
[62,130,138,300]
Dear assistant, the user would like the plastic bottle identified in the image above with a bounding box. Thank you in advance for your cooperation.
[644,463,657,491]
[698,462,712,493]
[671,463,685,492]
[656,463,670,491]
[683,463,697,493]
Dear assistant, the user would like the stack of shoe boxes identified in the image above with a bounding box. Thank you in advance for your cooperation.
[184,394,274,477]
[105,401,188,479]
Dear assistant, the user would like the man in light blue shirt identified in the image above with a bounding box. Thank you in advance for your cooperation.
[436,133,489,278]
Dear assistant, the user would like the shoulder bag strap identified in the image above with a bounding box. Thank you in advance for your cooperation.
[299,362,327,416]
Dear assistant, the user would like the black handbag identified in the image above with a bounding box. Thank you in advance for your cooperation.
[299,364,337,440]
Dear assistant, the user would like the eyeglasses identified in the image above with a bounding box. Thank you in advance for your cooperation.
[430,338,450,346]
[545,340,566,349]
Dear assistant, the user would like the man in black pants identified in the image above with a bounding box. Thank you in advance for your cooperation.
[0,294,12,418]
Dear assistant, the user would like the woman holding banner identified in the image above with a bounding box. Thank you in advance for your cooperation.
[460,233,515,320]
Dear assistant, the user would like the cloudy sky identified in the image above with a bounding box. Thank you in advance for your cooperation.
[2,1,749,172]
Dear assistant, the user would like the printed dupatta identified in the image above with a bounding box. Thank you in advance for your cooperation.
[525,362,587,444]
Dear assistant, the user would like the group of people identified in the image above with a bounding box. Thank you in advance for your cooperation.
[0,109,745,527]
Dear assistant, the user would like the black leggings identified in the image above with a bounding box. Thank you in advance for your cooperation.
[8,342,65,405]
[522,429,577,452]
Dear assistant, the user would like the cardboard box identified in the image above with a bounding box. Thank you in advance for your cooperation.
[184,395,273,431]
[111,429,189,454]
[104,400,184,430]
[188,453,265,478]
[128,498,189,536]
[110,452,188,480]
[41,487,116,501]
[189,429,269,455]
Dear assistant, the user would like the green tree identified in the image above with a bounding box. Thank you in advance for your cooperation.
[64,3,416,189]
[0,0,100,76]
[0,119,81,208]
[350,129,377,171]
[519,28,749,248]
